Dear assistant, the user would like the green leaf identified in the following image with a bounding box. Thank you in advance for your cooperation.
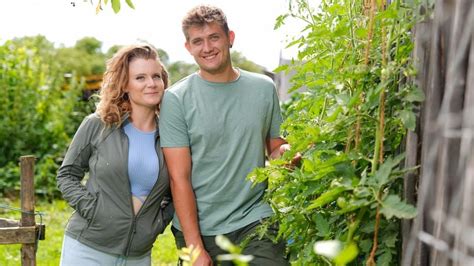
[355,28,368,39]
[371,162,391,188]
[125,0,135,9]
[384,233,398,248]
[111,0,121,13]
[302,158,315,172]
[314,213,330,237]
[326,106,342,122]
[359,239,372,253]
[353,187,370,198]
[406,86,425,102]
[399,109,416,131]
[380,195,417,219]
[273,64,289,73]
[367,154,406,190]
[307,187,346,210]
[274,14,289,30]
[336,198,371,215]
[377,250,393,266]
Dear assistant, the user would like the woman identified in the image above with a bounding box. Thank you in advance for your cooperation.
[57,44,173,265]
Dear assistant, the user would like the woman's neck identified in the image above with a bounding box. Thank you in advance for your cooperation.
[129,108,156,132]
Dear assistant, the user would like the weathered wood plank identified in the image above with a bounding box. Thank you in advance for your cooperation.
[0,227,36,245]
[0,218,20,228]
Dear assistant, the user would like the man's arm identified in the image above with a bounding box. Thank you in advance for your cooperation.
[266,137,302,166]
[162,147,212,265]
[266,137,288,159]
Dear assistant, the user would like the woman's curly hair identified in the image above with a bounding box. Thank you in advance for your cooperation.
[96,44,169,127]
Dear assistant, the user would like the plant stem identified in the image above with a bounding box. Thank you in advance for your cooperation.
[356,0,376,151]
[346,207,367,243]
[366,203,381,266]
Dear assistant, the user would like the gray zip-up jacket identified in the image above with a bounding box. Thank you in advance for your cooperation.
[57,113,173,257]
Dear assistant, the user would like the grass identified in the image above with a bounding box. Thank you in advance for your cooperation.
[0,198,178,266]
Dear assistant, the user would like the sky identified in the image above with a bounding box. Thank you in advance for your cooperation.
[0,0,306,70]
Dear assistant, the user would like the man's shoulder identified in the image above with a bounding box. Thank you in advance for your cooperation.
[239,69,274,86]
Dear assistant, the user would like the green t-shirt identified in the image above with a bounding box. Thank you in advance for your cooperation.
[159,70,283,235]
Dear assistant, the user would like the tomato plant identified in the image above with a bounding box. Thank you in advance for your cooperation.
[251,0,422,264]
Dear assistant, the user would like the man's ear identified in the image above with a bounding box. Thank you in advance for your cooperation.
[185,42,191,53]
[229,30,235,48]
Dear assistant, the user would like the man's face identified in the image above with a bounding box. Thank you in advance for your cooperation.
[185,22,235,76]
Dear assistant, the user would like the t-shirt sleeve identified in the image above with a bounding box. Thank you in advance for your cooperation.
[159,91,190,147]
[268,85,283,139]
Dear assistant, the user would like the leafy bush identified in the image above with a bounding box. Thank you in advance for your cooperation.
[0,38,88,198]
[251,0,422,264]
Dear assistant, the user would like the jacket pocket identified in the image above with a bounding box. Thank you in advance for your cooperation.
[87,192,100,227]
[130,209,166,254]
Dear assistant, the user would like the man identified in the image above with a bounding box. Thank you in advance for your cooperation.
[159,4,293,266]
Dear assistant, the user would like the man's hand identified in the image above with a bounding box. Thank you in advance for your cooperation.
[279,143,302,168]
[193,246,213,266]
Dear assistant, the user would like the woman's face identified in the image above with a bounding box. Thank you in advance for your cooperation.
[125,58,165,111]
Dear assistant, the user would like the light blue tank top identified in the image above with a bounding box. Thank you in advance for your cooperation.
[124,121,159,201]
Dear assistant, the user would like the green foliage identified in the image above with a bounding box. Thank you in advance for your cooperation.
[166,61,198,84]
[57,37,107,77]
[95,0,135,14]
[250,0,422,264]
[231,51,265,73]
[0,37,88,198]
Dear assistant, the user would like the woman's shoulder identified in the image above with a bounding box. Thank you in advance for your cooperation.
[83,113,103,125]
[77,113,107,134]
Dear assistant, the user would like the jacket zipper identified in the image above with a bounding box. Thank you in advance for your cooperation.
[124,216,137,256]
[122,127,136,256]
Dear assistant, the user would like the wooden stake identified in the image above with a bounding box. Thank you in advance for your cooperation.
[20,155,36,266]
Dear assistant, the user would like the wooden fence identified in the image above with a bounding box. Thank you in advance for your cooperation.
[403,0,474,265]
[0,156,46,266]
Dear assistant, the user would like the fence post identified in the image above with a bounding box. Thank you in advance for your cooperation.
[20,155,35,266]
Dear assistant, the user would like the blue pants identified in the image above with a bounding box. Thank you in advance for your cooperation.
[60,235,151,266]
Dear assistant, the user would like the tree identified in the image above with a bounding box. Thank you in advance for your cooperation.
[57,37,106,77]
[166,61,198,84]
[231,51,264,73]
